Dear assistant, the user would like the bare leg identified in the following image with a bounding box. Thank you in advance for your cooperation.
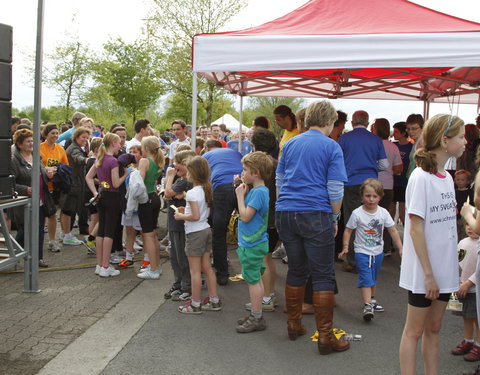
[101,237,114,268]
[422,300,447,375]
[61,213,71,235]
[201,252,218,297]
[47,214,57,242]
[262,253,276,298]
[188,256,202,301]
[125,226,136,255]
[360,287,373,304]
[96,236,104,266]
[143,232,160,272]
[88,213,98,236]
[464,317,475,340]
[249,280,264,312]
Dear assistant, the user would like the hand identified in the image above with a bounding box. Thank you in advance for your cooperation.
[461,202,474,218]
[332,221,338,237]
[45,168,55,179]
[235,182,248,197]
[177,206,185,214]
[424,274,440,300]
[338,247,348,259]
[457,282,470,299]
[166,167,177,178]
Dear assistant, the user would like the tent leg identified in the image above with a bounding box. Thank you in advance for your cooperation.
[191,72,198,150]
[238,96,243,153]
[423,100,430,120]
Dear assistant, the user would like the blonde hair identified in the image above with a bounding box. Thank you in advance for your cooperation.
[305,100,338,129]
[176,144,192,153]
[242,151,273,181]
[129,144,142,154]
[174,150,196,165]
[90,137,103,154]
[141,136,165,169]
[186,156,213,207]
[79,117,93,126]
[72,126,91,142]
[360,178,384,198]
[414,114,464,173]
[96,133,120,167]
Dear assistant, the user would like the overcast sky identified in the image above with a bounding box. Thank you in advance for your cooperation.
[0,0,479,125]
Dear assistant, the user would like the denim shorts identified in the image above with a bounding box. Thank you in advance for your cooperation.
[355,252,384,288]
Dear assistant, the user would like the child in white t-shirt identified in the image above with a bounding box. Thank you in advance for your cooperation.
[174,156,221,314]
[451,223,480,361]
[340,178,403,322]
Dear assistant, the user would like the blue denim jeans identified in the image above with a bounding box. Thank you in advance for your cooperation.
[276,211,336,291]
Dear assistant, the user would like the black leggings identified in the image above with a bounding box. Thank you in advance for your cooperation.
[97,191,122,239]
[138,192,160,233]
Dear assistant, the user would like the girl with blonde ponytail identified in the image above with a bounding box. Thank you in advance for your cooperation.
[399,114,466,374]
[86,133,129,277]
[137,136,165,279]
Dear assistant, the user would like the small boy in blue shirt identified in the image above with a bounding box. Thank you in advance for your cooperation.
[235,151,272,333]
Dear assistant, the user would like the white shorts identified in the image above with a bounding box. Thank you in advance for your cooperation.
[121,212,142,231]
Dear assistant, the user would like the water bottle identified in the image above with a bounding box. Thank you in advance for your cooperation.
[342,333,363,342]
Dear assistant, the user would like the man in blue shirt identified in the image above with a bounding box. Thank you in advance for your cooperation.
[338,110,388,271]
[203,139,243,285]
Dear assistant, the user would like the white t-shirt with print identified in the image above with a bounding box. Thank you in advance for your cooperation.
[346,206,395,256]
[184,185,210,234]
[125,137,141,153]
[399,167,459,294]
[167,138,191,160]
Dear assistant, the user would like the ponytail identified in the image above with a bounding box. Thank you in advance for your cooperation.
[414,148,438,174]
[141,136,165,170]
[96,133,120,168]
[96,144,107,168]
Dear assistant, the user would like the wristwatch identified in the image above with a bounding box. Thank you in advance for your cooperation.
[330,211,341,223]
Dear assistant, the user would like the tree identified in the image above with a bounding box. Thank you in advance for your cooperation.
[91,38,164,123]
[243,97,307,138]
[150,0,247,125]
[43,40,91,122]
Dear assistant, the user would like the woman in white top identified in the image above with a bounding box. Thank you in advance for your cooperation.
[399,114,466,375]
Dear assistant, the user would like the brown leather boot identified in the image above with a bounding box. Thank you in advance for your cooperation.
[313,291,350,355]
[285,284,307,340]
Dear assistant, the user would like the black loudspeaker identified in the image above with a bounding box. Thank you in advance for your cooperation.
[0,24,13,63]
[0,139,11,177]
[0,175,15,200]
[0,101,11,139]
[0,63,12,102]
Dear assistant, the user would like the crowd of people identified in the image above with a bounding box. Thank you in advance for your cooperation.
[8,105,480,373]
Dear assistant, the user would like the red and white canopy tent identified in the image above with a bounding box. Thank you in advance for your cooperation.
[190,0,480,147]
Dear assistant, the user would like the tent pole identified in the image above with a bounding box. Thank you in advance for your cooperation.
[423,100,430,120]
[25,0,44,293]
[238,95,243,153]
[191,72,197,150]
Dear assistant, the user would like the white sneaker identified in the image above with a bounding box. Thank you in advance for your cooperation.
[99,266,120,278]
[63,235,83,246]
[95,265,101,275]
[48,241,60,252]
[139,265,151,273]
[110,254,122,264]
[137,268,161,279]
[58,231,64,241]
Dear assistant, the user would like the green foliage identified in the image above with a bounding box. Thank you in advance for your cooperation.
[91,38,164,123]
[43,40,91,121]
[150,0,247,125]
[161,92,236,125]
